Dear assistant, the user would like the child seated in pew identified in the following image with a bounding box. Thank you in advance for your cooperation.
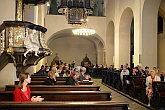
[14,72,44,102]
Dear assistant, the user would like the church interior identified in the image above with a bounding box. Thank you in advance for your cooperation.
[0,0,165,110]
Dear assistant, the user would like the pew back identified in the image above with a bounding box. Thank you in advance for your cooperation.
[31,77,68,81]
[5,85,100,91]
[0,101,129,110]
[0,91,112,101]
[15,81,93,85]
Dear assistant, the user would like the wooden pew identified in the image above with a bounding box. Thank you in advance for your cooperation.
[31,77,68,81]
[28,81,93,85]
[15,80,93,85]
[0,101,129,110]
[0,91,112,101]
[152,81,165,108]
[129,76,146,101]
[5,85,100,91]
[130,76,146,90]
[30,81,66,85]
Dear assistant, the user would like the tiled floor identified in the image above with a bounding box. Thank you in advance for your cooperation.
[92,78,152,110]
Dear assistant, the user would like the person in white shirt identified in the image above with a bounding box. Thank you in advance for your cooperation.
[146,70,160,106]
[120,65,130,85]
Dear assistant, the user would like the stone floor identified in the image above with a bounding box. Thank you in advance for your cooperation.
[92,78,154,110]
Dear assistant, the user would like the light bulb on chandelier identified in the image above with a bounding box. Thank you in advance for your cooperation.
[72,18,96,36]
[72,28,96,36]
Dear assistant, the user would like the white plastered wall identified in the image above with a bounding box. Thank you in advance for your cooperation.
[106,0,160,69]
[141,0,161,68]
[158,1,165,71]
[0,64,17,88]
[109,0,140,68]
[0,0,16,24]
[44,15,106,65]
[0,0,17,88]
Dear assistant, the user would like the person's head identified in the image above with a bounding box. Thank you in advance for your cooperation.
[122,65,127,71]
[51,67,57,73]
[73,72,80,80]
[132,68,137,75]
[110,65,113,69]
[73,68,80,80]
[161,70,165,76]
[17,72,31,89]
[49,71,55,79]
[145,66,149,70]
[80,67,86,75]
[125,63,129,67]
[150,70,156,77]
[41,65,44,70]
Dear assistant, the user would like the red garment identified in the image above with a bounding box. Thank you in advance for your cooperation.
[13,85,31,102]
[151,76,155,81]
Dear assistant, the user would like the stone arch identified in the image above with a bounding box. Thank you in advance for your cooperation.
[106,21,114,65]
[46,28,105,66]
[141,0,161,68]
[119,7,134,66]
[158,0,165,71]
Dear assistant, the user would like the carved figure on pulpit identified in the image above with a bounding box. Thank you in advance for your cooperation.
[24,30,40,57]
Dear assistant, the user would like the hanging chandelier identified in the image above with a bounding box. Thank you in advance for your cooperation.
[72,18,96,36]
[72,27,95,36]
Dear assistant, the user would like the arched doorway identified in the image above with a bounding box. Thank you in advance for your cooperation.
[119,7,134,66]
[141,0,161,68]
[46,28,105,66]
[106,21,114,66]
[158,0,165,71]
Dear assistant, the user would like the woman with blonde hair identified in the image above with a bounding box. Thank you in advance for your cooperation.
[45,71,56,85]
[14,72,44,102]
[146,70,160,106]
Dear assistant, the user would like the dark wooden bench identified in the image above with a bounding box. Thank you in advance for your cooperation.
[152,81,165,108]
[28,81,93,85]
[31,77,68,81]
[5,85,100,91]
[0,91,112,101]
[30,81,67,85]
[31,75,47,77]
[129,76,146,100]
[0,101,129,110]
[130,76,146,90]
[15,80,93,85]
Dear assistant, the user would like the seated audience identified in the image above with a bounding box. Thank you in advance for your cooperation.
[14,72,44,102]
[49,66,59,77]
[120,65,130,94]
[36,65,46,75]
[61,66,70,77]
[66,70,80,85]
[78,67,87,81]
[146,70,160,106]
[45,65,50,74]
[144,66,150,76]
[160,70,165,81]
[57,65,63,77]
[45,71,56,85]
[79,66,91,81]
[137,66,146,77]
[131,68,137,76]
[120,65,130,85]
